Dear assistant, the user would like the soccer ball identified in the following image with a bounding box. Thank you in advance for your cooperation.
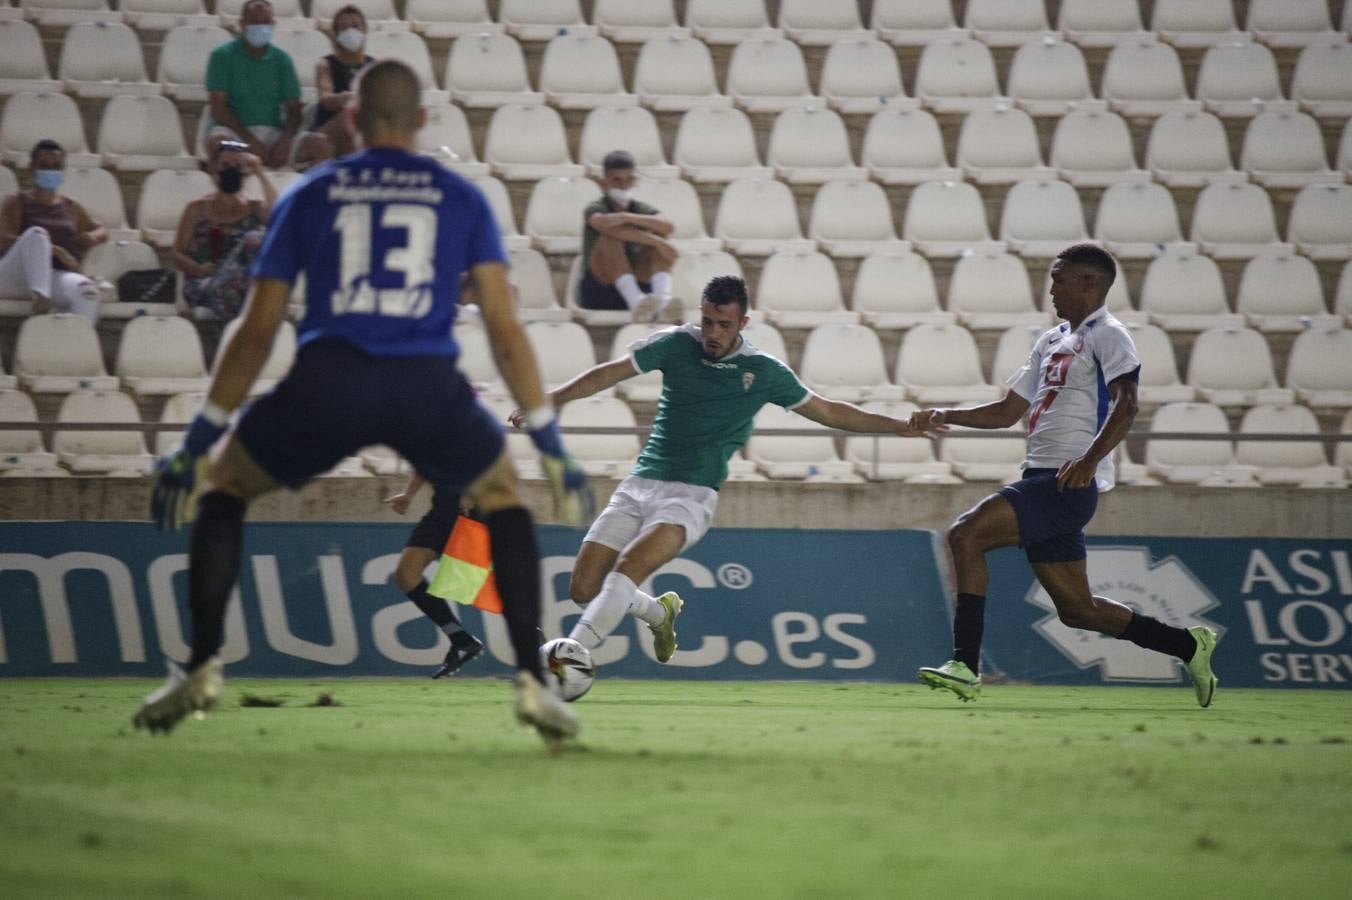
[540,637,596,702]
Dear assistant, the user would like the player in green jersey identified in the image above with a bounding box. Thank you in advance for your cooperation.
[512,275,941,661]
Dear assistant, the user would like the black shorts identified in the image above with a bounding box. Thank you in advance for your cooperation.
[235,338,504,492]
[998,468,1099,564]
[578,268,650,311]
[406,484,461,552]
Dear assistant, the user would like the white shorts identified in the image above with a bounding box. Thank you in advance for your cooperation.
[583,475,718,553]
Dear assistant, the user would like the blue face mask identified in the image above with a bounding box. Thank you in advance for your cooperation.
[34,169,63,192]
[244,23,273,48]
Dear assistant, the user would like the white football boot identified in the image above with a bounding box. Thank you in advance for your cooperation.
[132,657,224,733]
[513,670,580,749]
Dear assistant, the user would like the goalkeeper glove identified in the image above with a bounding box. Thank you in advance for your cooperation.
[525,409,595,528]
[150,406,228,531]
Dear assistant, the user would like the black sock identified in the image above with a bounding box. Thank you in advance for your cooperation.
[485,506,544,678]
[1120,611,1196,661]
[953,593,986,674]
[406,578,466,638]
[186,491,246,670]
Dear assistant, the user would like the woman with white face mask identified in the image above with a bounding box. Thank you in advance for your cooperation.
[314,4,373,157]
[0,139,107,320]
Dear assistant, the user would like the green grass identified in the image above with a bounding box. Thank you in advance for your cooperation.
[1,678,1350,899]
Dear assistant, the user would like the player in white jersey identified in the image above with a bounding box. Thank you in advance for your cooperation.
[911,244,1219,707]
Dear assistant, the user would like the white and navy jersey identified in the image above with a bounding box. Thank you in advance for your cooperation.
[252,146,505,358]
[1006,307,1140,491]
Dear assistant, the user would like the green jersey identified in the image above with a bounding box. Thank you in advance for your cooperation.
[629,325,810,490]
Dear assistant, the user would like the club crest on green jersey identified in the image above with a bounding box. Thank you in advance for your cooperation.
[742,372,755,392]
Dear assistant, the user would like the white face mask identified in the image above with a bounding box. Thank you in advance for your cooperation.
[336,27,365,52]
[607,188,632,207]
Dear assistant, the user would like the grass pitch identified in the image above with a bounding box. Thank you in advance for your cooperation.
[1,678,1349,899]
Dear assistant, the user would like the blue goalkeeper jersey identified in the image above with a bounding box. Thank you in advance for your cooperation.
[251,146,506,358]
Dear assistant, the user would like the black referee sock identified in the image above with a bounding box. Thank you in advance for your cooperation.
[406,578,467,639]
[485,506,544,679]
[1120,611,1197,662]
[186,491,246,671]
[953,593,986,675]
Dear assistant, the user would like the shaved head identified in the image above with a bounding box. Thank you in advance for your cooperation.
[353,59,421,139]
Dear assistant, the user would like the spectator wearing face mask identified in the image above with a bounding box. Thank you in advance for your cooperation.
[0,138,107,320]
[173,140,275,323]
[313,4,373,158]
[206,0,331,169]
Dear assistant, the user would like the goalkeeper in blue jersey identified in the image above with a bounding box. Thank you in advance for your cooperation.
[135,60,591,746]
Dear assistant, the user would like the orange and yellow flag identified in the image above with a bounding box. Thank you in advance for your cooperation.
[427,516,503,614]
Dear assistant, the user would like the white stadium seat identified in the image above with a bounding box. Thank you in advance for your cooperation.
[684,0,779,45]
[158,24,232,101]
[405,0,499,39]
[713,178,812,256]
[947,251,1047,331]
[0,19,60,94]
[609,322,667,401]
[1146,402,1258,486]
[467,174,528,251]
[1006,38,1093,116]
[0,92,99,167]
[559,396,641,479]
[498,0,592,41]
[58,20,157,98]
[53,389,155,476]
[851,251,955,330]
[991,325,1043,384]
[872,0,966,47]
[741,321,788,363]
[1287,184,1352,260]
[217,318,295,395]
[1056,0,1151,47]
[861,107,961,185]
[914,38,1005,113]
[526,321,597,392]
[1099,39,1199,117]
[808,180,907,258]
[14,313,118,393]
[1190,182,1287,259]
[1338,262,1352,324]
[745,404,858,482]
[97,94,195,171]
[669,250,743,320]
[1291,41,1352,118]
[1237,252,1338,333]
[1151,0,1248,47]
[578,106,677,178]
[895,323,1002,404]
[61,166,136,243]
[522,175,601,254]
[1187,325,1294,407]
[630,175,719,252]
[270,27,331,102]
[114,314,208,397]
[1126,322,1196,406]
[672,107,770,183]
[1240,110,1340,188]
[633,35,728,111]
[1196,43,1287,118]
[1139,249,1244,332]
[20,0,119,28]
[483,105,583,181]
[452,320,496,392]
[1237,404,1346,488]
[506,247,569,323]
[754,250,857,328]
[216,0,305,27]
[1340,120,1352,177]
[310,0,398,31]
[1050,109,1149,187]
[798,323,904,404]
[445,33,542,109]
[1247,0,1337,47]
[999,179,1089,258]
[902,180,1002,258]
[539,33,635,110]
[364,31,445,105]
[1093,181,1187,259]
[725,38,820,113]
[766,106,866,184]
[136,168,214,247]
[417,103,486,177]
[964,0,1057,47]
[819,38,910,115]
[1286,327,1352,408]
[776,0,870,45]
[845,400,956,483]
[1145,111,1244,187]
[0,389,58,474]
[593,0,686,43]
[940,426,1027,483]
[956,106,1056,186]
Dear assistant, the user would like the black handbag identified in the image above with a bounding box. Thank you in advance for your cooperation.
[115,268,176,304]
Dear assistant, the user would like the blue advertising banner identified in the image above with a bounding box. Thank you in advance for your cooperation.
[983,537,1352,690]
[0,523,953,681]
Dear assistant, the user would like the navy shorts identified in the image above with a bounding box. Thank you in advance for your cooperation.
[578,268,650,311]
[405,485,461,552]
[998,468,1099,564]
[235,338,505,492]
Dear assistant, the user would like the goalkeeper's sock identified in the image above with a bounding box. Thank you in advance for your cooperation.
[485,506,544,679]
[406,578,467,639]
[628,586,666,627]
[1120,611,1197,661]
[952,593,986,675]
[569,571,637,650]
[186,491,246,671]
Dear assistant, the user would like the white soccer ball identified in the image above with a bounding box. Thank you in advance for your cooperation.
[540,637,596,702]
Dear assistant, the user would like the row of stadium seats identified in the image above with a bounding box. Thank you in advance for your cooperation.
[6,313,1351,418]
[3,19,1351,119]
[4,0,1349,50]
[4,381,1350,487]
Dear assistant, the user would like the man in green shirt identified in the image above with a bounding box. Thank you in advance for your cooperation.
[206,0,330,169]
[513,275,940,661]
[579,150,681,324]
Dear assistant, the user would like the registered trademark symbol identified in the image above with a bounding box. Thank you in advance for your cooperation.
[717,563,752,590]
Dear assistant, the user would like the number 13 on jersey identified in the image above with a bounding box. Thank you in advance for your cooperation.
[331,202,437,318]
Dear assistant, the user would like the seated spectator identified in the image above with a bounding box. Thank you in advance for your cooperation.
[173,140,275,324]
[312,4,373,158]
[0,139,107,320]
[206,0,330,169]
[580,150,681,323]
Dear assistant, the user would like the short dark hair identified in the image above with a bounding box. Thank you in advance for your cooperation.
[241,0,271,16]
[702,275,748,316]
[29,138,64,166]
[354,59,421,137]
[1056,242,1116,290]
[602,150,635,173]
[332,3,366,28]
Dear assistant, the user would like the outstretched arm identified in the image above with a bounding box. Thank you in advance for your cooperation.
[509,357,638,428]
[911,391,1031,432]
[793,393,945,437]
